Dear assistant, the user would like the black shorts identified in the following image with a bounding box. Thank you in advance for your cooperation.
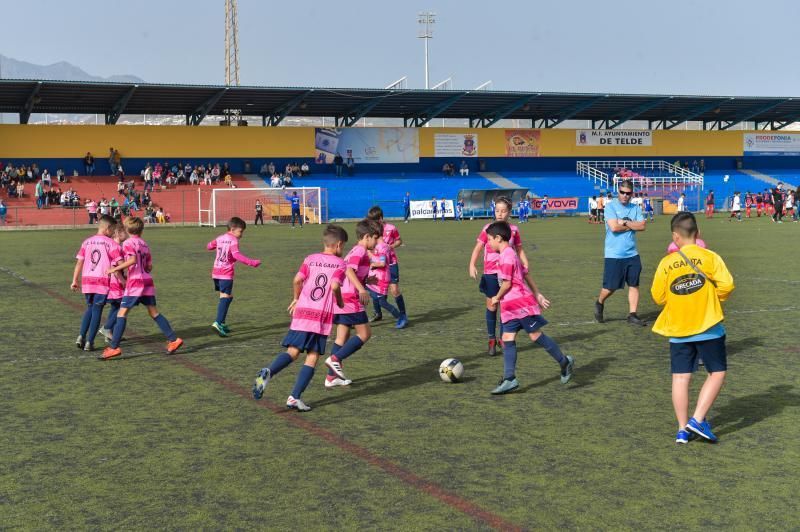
[602,255,642,290]
[590,208,598,217]
[479,273,500,297]
[670,336,727,373]
[333,311,369,326]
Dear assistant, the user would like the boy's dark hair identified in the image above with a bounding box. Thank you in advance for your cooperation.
[97,215,116,230]
[323,224,348,246]
[228,216,246,231]
[671,212,699,238]
[356,219,382,240]
[123,216,145,235]
[367,205,384,221]
[495,196,513,211]
[486,220,512,242]
[618,179,634,191]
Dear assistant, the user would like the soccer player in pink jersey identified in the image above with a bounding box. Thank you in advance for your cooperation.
[366,232,404,328]
[366,206,407,327]
[324,219,381,387]
[485,221,574,394]
[101,217,183,360]
[207,217,262,337]
[71,215,122,352]
[252,225,348,411]
[468,197,529,356]
[99,224,128,344]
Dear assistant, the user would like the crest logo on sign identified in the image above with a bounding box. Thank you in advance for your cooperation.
[462,134,476,156]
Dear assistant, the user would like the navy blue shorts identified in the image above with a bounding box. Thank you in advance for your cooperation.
[670,336,727,373]
[84,293,108,306]
[106,298,121,307]
[602,255,642,290]
[214,278,234,295]
[502,315,549,334]
[333,311,369,326]
[282,330,327,354]
[121,295,157,308]
[389,263,400,284]
[479,273,500,297]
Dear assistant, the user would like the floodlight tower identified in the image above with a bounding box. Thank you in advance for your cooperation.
[417,11,436,89]
[225,0,240,86]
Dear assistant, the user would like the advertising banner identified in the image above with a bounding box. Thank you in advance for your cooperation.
[576,130,653,146]
[314,127,419,164]
[410,199,455,219]
[504,129,541,157]
[434,133,478,158]
[531,197,579,211]
[743,133,800,156]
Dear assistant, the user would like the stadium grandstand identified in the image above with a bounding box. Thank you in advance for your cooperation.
[1,78,799,225]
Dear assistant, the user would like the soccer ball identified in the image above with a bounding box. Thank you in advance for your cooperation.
[439,358,464,383]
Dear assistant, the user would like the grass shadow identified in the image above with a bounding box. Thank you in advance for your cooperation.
[517,356,617,392]
[725,336,763,356]
[714,384,800,436]
[400,306,472,328]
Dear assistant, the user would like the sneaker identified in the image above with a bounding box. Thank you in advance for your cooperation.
[488,338,498,357]
[594,300,605,323]
[395,314,408,329]
[252,367,271,400]
[560,355,575,384]
[76,335,85,349]
[675,429,691,444]
[286,395,311,411]
[368,313,383,323]
[83,343,95,352]
[686,417,718,442]
[100,346,122,360]
[324,376,352,388]
[491,377,519,395]
[166,338,184,355]
[325,356,348,380]
[627,313,647,327]
[211,321,228,337]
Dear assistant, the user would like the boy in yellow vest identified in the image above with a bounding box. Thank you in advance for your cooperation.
[650,212,734,444]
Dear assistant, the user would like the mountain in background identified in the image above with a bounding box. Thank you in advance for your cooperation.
[0,54,144,83]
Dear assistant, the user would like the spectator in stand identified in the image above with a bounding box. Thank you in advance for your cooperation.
[32,164,41,182]
[156,206,166,224]
[211,164,221,184]
[26,167,33,183]
[224,171,235,188]
[284,174,293,187]
[144,203,156,223]
[42,169,52,187]
[285,163,293,178]
[56,168,66,183]
[35,179,45,209]
[84,152,95,176]
[346,154,355,176]
[268,161,276,175]
[0,199,6,225]
[99,197,109,217]
[300,162,310,176]
[333,153,344,177]
[270,173,280,188]
[259,162,270,177]
[441,162,450,176]
[699,159,705,174]
[16,181,25,198]
[203,168,212,186]
[86,198,98,224]
[460,160,469,176]
[291,162,301,176]
[189,168,200,185]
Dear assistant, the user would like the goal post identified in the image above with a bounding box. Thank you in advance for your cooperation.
[199,187,327,226]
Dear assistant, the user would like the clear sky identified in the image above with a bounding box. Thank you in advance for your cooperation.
[1,0,798,96]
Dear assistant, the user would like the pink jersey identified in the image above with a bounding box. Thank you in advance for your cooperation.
[86,201,97,214]
[667,238,707,254]
[290,253,347,335]
[108,242,126,300]
[122,235,155,297]
[335,244,371,315]
[76,234,122,295]
[207,232,259,280]
[382,223,401,265]
[477,223,522,275]
[497,246,540,323]
[367,242,391,296]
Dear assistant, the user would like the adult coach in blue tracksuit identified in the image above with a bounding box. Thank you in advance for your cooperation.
[594,179,647,326]
[285,191,303,228]
[403,192,411,223]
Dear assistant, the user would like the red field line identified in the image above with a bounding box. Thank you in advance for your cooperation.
[10,270,527,532]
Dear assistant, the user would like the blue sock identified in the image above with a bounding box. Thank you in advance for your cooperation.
[79,305,92,338]
[536,334,566,365]
[395,294,406,314]
[216,297,233,324]
[503,341,518,380]
[379,296,401,319]
[336,336,364,361]
[267,352,293,376]
[111,317,127,348]
[153,314,177,342]
[370,292,382,317]
[87,301,105,344]
[486,309,497,339]
[104,303,119,331]
[328,343,343,376]
[291,364,315,399]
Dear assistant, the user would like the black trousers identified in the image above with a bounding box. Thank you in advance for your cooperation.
[254,212,263,225]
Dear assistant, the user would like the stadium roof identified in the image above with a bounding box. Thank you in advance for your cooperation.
[1,78,799,129]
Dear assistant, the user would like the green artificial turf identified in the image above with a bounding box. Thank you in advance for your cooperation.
[1,216,798,530]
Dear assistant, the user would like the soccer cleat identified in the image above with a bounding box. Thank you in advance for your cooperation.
[491,377,519,395]
[83,343,95,352]
[594,301,605,323]
[395,314,408,329]
[497,338,505,349]
[99,328,113,342]
[368,313,383,323]
[166,338,184,355]
[211,321,228,337]
[324,356,348,380]
[488,338,498,356]
[220,323,231,333]
[686,417,718,442]
[76,335,85,349]
[286,395,311,411]
[252,368,271,400]
[627,313,647,327]
[100,346,122,360]
[675,429,690,444]
[324,376,352,388]
[560,355,575,384]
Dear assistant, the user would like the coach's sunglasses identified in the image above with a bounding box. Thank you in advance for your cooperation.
[618,190,633,196]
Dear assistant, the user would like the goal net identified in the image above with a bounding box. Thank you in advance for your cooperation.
[199,187,327,227]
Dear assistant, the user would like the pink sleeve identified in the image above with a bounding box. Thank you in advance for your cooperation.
[498,254,513,281]
[332,265,346,285]
[513,229,523,246]
[347,248,364,269]
[297,261,310,281]
[207,239,217,250]
[76,243,86,260]
[232,250,259,267]
[391,228,400,241]
[477,229,488,244]
[123,241,135,259]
